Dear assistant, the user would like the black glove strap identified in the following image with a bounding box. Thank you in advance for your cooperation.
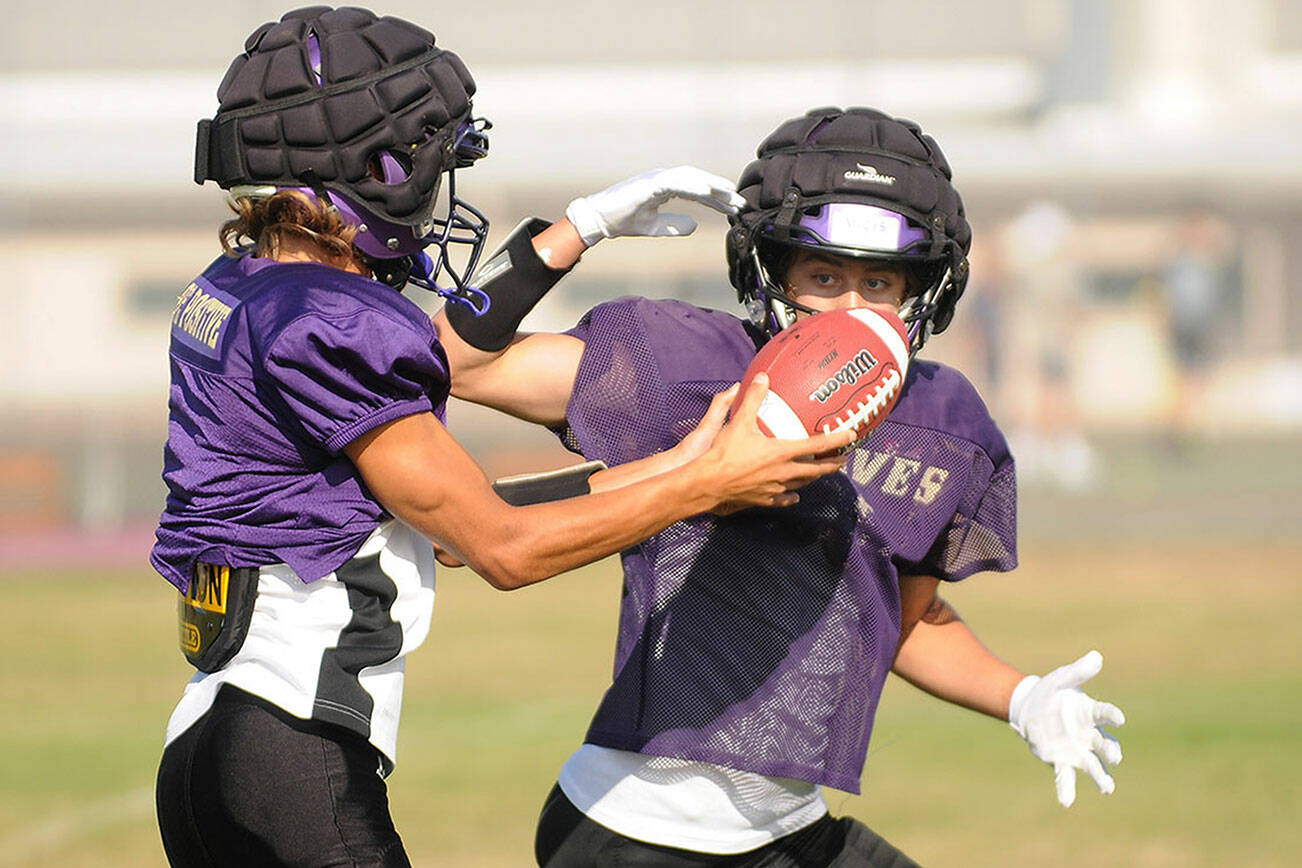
[445,218,573,351]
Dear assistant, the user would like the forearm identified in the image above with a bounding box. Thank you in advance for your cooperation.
[492,450,698,509]
[434,221,571,372]
[351,411,726,589]
[439,164,743,416]
[892,576,1126,807]
[494,464,717,584]
[405,457,718,589]
[588,448,693,494]
[530,218,586,270]
[353,386,850,591]
[892,596,1025,720]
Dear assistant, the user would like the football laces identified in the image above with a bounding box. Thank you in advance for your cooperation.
[821,367,903,437]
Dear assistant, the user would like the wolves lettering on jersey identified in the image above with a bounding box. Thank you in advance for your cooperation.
[848,446,951,519]
[560,296,1016,793]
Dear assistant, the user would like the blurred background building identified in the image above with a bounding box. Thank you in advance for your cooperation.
[3,0,1301,561]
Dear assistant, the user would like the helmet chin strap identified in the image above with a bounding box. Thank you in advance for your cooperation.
[897,264,953,356]
[768,292,802,332]
[406,250,491,314]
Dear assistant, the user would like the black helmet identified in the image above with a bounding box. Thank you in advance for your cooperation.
[727,107,971,353]
[195,6,491,303]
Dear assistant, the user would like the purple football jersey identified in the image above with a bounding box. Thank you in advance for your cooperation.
[559,297,1017,793]
[151,254,449,593]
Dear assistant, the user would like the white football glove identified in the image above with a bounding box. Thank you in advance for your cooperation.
[565,166,747,247]
[1008,650,1126,808]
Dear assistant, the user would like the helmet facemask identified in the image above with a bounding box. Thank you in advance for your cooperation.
[737,202,962,355]
[352,116,493,310]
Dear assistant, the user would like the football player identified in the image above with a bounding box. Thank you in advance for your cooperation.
[152,10,854,866]
[436,107,1127,866]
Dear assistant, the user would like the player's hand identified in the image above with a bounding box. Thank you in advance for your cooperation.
[669,384,739,467]
[1009,650,1126,808]
[668,384,754,515]
[565,166,747,247]
[694,373,854,513]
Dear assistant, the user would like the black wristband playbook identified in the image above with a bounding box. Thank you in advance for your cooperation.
[444,218,573,351]
[491,460,608,506]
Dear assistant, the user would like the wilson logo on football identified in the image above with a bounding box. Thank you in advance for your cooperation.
[735,306,911,448]
[810,350,878,403]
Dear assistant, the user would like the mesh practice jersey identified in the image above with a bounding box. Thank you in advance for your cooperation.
[151,253,450,593]
[559,297,1017,792]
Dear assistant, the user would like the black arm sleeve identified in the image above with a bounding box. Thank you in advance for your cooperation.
[444,218,574,351]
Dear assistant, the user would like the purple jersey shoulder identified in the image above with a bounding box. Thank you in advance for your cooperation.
[891,359,1012,475]
[562,296,759,459]
[242,262,442,354]
[153,254,446,592]
[567,295,758,377]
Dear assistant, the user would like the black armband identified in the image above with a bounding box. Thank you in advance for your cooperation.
[445,218,573,351]
[492,460,607,506]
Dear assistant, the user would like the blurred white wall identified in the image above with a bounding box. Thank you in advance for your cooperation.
[4,0,1302,528]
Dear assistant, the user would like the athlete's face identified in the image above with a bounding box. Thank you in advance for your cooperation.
[783,249,908,319]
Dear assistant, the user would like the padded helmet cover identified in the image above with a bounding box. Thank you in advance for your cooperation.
[195,6,476,228]
[728,107,971,336]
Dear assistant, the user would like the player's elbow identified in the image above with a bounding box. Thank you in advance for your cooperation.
[458,522,554,590]
[478,570,533,592]
[416,500,560,590]
[445,365,482,400]
[470,544,550,591]
[445,365,504,408]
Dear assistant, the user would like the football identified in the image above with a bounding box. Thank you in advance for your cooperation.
[738,307,910,443]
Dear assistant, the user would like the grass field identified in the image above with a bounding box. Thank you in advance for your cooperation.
[1,538,1299,867]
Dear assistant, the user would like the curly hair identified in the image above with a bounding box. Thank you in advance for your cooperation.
[220,190,366,272]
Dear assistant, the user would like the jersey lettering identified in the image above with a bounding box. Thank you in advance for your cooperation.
[843,445,958,512]
[847,448,953,504]
[848,449,891,487]
[880,457,922,496]
[171,277,238,359]
[913,467,951,504]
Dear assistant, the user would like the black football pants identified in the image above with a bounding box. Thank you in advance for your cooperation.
[156,685,409,867]
[535,783,920,867]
